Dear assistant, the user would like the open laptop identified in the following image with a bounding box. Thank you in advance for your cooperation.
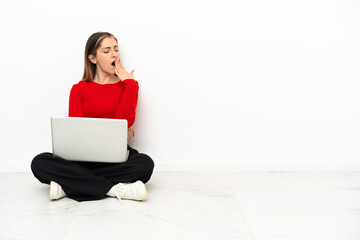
[51,117,128,163]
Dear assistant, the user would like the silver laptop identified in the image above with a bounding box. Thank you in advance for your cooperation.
[51,117,128,163]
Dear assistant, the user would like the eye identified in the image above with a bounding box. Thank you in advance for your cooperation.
[104,51,109,54]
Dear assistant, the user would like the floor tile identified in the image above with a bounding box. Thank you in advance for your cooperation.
[143,181,240,209]
[226,172,360,189]
[62,201,252,240]
[242,208,360,239]
[0,173,78,240]
[232,187,360,209]
[150,172,230,186]
[253,237,360,240]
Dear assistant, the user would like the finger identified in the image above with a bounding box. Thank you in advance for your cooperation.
[115,61,123,70]
[116,63,127,73]
[116,66,126,77]
[115,60,123,70]
[115,67,121,77]
[115,59,121,66]
[118,61,125,69]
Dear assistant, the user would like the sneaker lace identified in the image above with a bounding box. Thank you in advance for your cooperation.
[114,185,123,202]
[115,184,134,202]
[115,190,122,202]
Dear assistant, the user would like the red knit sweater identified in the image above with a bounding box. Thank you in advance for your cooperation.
[68,79,139,128]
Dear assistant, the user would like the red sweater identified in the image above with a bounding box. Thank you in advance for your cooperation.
[68,79,139,128]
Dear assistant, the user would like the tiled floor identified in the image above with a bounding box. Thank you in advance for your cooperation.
[0,172,359,239]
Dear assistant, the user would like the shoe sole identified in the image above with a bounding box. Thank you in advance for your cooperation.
[49,181,62,200]
[135,181,147,201]
[49,181,56,200]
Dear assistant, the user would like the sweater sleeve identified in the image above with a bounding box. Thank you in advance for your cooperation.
[114,79,139,128]
[68,84,85,117]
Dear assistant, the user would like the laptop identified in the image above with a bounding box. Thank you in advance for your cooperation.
[51,117,128,163]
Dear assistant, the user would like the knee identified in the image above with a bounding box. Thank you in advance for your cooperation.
[140,154,154,173]
[138,154,154,183]
[31,152,52,174]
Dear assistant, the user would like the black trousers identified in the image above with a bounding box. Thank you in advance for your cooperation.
[31,146,154,201]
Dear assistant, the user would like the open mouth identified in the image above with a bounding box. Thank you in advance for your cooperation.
[111,61,116,66]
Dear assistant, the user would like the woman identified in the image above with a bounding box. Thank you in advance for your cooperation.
[31,32,154,202]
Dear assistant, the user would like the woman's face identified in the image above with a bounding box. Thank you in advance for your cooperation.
[89,36,120,75]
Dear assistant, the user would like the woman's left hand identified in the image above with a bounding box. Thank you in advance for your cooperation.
[128,127,135,139]
[115,59,134,81]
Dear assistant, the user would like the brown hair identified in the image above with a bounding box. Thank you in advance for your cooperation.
[82,32,118,82]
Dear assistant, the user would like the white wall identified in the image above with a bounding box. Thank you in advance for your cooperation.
[0,0,359,172]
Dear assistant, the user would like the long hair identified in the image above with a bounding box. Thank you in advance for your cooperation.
[82,32,118,82]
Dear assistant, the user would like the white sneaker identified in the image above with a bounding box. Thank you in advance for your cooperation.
[49,181,66,200]
[114,180,147,201]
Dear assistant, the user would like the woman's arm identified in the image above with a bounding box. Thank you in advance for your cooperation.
[114,79,139,128]
[68,84,85,117]
[114,60,139,128]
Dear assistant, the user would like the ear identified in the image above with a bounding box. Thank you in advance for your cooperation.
[88,55,97,64]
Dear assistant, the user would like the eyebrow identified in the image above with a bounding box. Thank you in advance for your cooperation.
[102,45,118,50]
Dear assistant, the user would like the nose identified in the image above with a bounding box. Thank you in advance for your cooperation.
[111,50,119,59]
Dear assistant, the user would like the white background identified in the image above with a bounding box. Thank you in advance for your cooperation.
[0,0,359,171]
